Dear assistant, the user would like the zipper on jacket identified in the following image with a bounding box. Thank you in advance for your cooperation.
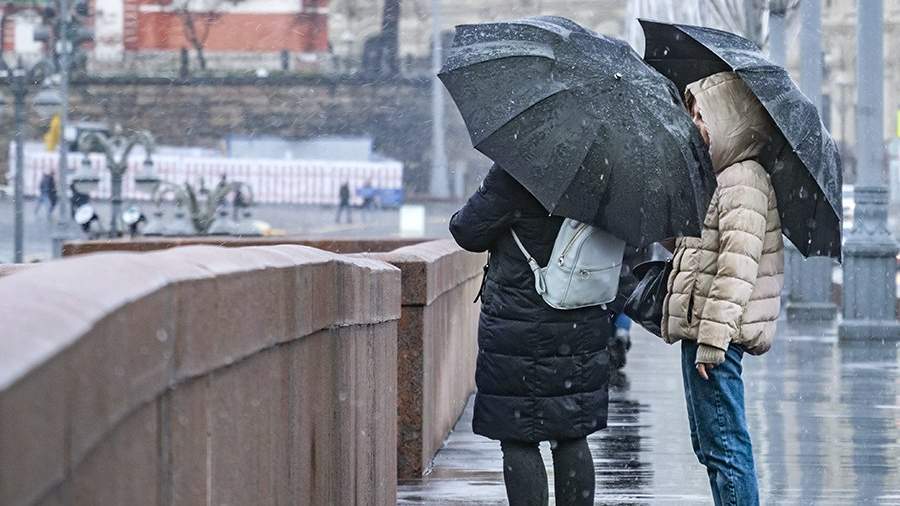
[686,291,695,324]
[474,258,489,303]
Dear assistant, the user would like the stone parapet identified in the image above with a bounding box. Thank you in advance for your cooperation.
[0,245,400,506]
[62,236,427,257]
[4,237,486,500]
[0,263,32,277]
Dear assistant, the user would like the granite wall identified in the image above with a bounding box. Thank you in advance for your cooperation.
[0,245,400,506]
[1,75,485,194]
[10,236,485,499]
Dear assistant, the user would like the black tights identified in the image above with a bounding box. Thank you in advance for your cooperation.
[500,437,595,506]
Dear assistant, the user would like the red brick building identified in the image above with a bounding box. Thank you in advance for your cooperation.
[2,0,330,71]
[127,0,328,53]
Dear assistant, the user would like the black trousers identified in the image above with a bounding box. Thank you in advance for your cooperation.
[500,437,595,506]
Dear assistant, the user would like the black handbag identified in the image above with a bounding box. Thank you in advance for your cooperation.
[623,259,672,337]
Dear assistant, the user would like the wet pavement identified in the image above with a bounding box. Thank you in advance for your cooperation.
[398,323,900,505]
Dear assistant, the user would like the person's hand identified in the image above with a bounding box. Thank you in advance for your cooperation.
[695,343,724,380]
[696,362,715,381]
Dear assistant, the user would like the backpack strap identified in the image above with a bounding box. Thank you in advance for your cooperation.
[510,229,546,295]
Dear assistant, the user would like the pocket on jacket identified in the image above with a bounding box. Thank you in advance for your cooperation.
[686,291,695,324]
[677,245,701,337]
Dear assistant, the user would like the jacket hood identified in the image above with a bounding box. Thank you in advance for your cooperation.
[685,72,777,173]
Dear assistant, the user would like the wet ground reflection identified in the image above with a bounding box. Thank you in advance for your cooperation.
[398,323,900,504]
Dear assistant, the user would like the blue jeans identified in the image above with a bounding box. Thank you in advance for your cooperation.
[681,340,759,506]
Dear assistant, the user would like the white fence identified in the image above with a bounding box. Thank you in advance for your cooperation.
[9,145,403,206]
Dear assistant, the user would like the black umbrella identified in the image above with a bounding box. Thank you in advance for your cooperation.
[438,16,716,248]
[640,19,843,259]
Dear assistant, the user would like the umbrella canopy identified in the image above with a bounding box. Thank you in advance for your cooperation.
[640,19,842,259]
[439,16,716,248]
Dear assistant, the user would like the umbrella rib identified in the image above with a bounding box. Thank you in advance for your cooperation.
[472,87,573,148]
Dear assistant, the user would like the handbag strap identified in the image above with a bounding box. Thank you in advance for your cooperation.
[510,229,546,294]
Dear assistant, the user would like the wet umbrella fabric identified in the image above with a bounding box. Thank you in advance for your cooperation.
[438,16,716,248]
[640,20,842,259]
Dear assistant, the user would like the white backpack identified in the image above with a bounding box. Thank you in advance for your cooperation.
[511,219,625,310]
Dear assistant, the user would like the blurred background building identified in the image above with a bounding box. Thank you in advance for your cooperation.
[0,0,896,195]
[0,0,894,148]
[3,0,330,73]
[328,0,626,75]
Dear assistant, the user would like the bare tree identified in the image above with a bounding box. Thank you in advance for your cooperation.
[174,0,243,71]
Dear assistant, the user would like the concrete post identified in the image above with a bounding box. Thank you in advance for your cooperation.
[768,3,786,67]
[839,0,900,340]
[110,171,123,237]
[768,3,788,307]
[786,0,838,322]
[429,0,450,199]
[11,68,26,263]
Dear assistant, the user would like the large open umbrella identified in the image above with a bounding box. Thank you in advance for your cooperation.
[439,16,716,248]
[640,19,842,259]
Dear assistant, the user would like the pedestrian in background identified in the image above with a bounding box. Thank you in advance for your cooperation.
[34,171,58,220]
[662,72,785,506]
[336,181,352,224]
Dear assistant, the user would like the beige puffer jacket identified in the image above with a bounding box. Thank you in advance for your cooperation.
[661,72,785,364]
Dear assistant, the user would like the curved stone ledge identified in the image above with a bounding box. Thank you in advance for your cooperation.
[15,237,486,491]
[0,245,401,506]
[61,236,427,257]
[365,239,487,307]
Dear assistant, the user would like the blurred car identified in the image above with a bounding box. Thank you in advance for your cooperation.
[355,187,405,209]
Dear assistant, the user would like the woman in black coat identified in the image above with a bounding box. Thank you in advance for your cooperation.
[450,165,615,506]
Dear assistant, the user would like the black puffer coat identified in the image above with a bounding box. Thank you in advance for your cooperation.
[450,166,614,442]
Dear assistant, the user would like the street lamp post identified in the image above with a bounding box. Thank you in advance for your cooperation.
[48,0,94,257]
[11,68,25,263]
[0,58,59,263]
[767,1,788,67]
[50,0,73,257]
[73,127,158,237]
[785,0,838,323]
[839,0,900,339]
[428,0,449,199]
